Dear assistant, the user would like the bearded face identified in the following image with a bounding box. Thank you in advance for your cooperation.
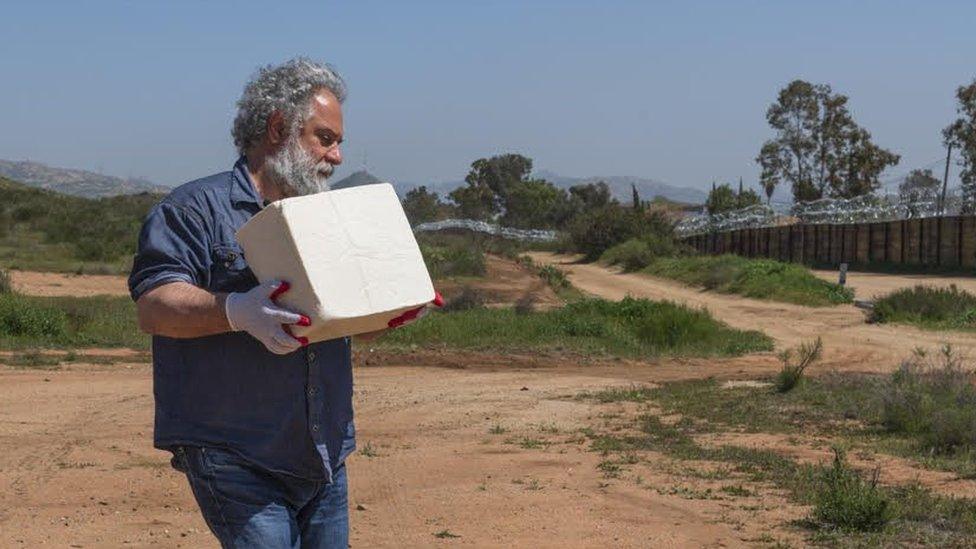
[265,132,335,197]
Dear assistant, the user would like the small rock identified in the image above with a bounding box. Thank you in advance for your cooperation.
[356,504,368,511]
[520,386,529,391]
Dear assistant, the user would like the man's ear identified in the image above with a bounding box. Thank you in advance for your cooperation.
[266,111,286,146]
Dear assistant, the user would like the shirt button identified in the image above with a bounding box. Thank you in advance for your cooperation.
[311,424,319,432]
[308,351,316,361]
[308,387,316,396]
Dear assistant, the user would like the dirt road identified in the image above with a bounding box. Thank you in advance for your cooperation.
[6,256,976,547]
[1,353,803,548]
[529,252,976,370]
[811,268,976,299]
[9,271,129,297]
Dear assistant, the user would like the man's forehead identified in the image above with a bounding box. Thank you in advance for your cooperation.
[307,89,343,129]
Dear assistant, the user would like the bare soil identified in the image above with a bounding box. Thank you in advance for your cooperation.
[4,254,976,547]
[529,252,976,369]
[9,270,129,297]
[811,268,976,299]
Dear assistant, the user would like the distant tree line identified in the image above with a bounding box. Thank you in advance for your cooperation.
[401,153,678,261]
[701,76,976,217]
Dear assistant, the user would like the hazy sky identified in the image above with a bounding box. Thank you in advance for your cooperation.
[1,0,973,192]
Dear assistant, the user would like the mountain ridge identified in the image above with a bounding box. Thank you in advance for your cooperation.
[0,159,169,198]
[330,168,707,205]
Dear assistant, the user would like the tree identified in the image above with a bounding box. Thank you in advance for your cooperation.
[706,183,737,215]
[944,79,976,212]
[898,169,941,217]
[448,182,497,220]
[757,80,899,202]
[757,141,784,203]
[401,186,443,225]
[569,181,614,213]
[631,184,641,211]
[499,178,571,229]
[736,187,762,209]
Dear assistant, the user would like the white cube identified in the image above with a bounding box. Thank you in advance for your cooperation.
[236,183,435,342]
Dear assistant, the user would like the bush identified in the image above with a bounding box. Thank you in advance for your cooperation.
[443,286,487,312]
[537,265,570,291]
[871,285,976,329]
[0,293,68,338]
[382,296,773,358]
[775,337,823,393]
[420,243,487,279]
[601,234,681,272]
[0,269,11,294]
[568,206,674,261]
[646,255,854,307]
[514,293,536,315]
[881,346,976,454]
[813,448,891,532]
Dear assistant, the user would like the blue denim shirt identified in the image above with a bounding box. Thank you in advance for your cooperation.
[128,157,355,482]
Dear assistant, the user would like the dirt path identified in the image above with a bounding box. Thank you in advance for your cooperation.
[529,252,976,371]
[0,355,803,548]
[9,270,129,297]
[811,268,976,299]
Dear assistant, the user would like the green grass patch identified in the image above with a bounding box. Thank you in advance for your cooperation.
[582,392,976,545]
[871,285,976,330]
[0,293,146,350]
[610,346,976,477]
[643,254,854,307]
[379,297,772,359]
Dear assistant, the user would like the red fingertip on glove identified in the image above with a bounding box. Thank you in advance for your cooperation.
[432,291,445,307]
[269,281,290,301]
[297,315,312,327]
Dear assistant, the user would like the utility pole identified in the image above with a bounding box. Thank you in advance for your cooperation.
[940,143,953,216]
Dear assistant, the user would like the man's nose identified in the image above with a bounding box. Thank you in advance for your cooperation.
[327,147,342,166]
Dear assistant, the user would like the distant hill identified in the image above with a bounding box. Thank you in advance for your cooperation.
[331,168,707,206]
[533,170,707,205]
[0,159,170,198]
[330,169,384,191]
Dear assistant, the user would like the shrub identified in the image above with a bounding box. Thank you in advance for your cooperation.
[646,255,854,307]
[514,294,536,315]
[813,448,891,532]
[0,293,68,338]
[537,265,570,291]
[0,269,11,294]
[420,243,487,279]
[383,296,773,358]
[871,285,976,329]
[568,206,674,261]
[775,337,823,393]
[881,346,976,454]
[443,286,486,312]
[601,234,682,272]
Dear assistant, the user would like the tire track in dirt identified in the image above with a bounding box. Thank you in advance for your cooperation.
[528,252,976,371]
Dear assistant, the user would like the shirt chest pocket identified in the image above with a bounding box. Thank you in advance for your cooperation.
[210,243,257,293]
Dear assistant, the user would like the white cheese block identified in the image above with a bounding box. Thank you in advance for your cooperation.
[235,183,435,342]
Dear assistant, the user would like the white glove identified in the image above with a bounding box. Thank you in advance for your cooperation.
[225,280,310,355]
[387,291,445,329]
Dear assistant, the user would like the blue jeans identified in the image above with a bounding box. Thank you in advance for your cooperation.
[172,446,348,549]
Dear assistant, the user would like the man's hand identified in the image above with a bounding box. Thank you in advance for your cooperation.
[387,291,445,329]
[225,280,311,354]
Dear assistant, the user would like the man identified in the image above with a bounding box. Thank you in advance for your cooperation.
[130,57,386,548]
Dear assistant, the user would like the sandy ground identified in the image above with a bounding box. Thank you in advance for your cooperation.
[9,270,129,297]
[811,268,976,299]
[4,255,976,547]
[529,252,976,370]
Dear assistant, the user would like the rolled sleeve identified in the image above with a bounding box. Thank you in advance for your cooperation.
[128,203,211,302]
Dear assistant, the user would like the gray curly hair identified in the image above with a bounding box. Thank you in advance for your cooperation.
[232,57,347,155]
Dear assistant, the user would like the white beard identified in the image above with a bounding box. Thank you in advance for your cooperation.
[265,134,334,197]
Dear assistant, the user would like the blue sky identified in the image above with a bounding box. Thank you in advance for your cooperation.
[0,0,973,192]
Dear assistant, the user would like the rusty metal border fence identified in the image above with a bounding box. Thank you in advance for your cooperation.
[682,216,976,269]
